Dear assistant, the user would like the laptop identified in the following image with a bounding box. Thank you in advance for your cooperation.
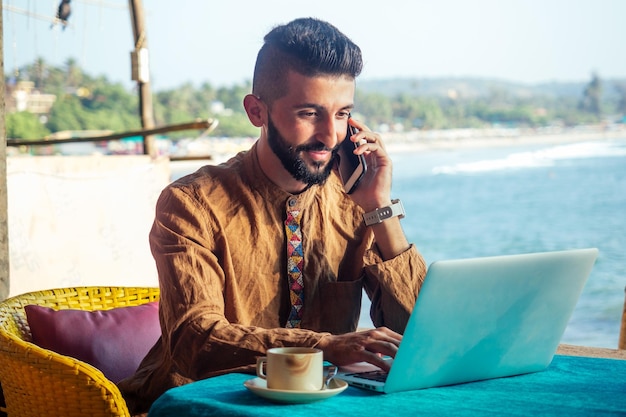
[339,248,599,393]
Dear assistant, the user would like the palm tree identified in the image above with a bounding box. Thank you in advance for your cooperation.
[65,58,83,92]
[33,57,48,90]
[579,72,602,117]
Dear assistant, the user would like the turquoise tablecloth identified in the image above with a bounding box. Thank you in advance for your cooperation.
[148,355,626,416]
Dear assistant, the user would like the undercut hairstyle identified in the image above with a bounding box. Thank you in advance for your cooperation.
[252,17,363,104]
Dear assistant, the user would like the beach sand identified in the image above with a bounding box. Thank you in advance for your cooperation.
[171,124,626,173]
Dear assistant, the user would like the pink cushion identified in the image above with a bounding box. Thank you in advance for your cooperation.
[25,301,160,383]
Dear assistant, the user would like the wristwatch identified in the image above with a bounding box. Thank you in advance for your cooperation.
[363,199,406,226]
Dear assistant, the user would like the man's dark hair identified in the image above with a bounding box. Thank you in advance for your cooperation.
[252,17,363,104]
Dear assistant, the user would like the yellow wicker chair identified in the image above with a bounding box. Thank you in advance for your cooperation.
[0,286,160,417]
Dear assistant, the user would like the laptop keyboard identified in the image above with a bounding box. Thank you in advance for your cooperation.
[346,370,388,382]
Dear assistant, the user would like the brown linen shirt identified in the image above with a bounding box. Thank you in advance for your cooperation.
[118,142,427,414]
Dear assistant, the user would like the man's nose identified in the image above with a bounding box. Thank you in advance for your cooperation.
[316,117,341,149]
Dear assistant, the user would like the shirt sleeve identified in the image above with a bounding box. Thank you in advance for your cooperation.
[362,244,427,333]
[150,185,330,380]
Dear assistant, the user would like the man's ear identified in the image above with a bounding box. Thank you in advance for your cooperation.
[243,94,266,128]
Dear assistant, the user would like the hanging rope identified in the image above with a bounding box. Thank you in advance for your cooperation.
[135,31,145,50]
[9,0,19,78]
[2,4,60,24]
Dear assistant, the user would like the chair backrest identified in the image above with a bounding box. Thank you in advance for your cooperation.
[617,288,626,349]
[0,286,160,417]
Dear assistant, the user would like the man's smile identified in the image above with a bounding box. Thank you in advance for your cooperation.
[306,149,332,163]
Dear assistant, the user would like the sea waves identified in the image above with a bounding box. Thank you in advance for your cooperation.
[431,140,626,175]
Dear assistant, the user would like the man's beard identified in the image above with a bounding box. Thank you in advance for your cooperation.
[267,115,337,186]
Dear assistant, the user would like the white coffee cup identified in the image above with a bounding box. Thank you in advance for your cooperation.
[256,347,324,391]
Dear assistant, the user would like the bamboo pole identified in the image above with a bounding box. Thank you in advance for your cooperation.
[0,6,9,300]
[7,119,218,147]
[128,0,156,157]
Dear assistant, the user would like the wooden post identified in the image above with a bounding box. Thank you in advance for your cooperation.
[0,5,9,299]
[128,0,156,158]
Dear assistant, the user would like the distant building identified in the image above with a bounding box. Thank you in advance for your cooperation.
[5,81,56,115]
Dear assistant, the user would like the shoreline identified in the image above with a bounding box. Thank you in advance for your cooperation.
[165,125,626,174]
[383,125,626,153]
[189,125,626,162]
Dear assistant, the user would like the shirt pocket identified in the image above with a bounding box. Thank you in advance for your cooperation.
[319,279,363,334]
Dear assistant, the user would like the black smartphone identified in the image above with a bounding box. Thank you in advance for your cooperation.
[337,122,367,194]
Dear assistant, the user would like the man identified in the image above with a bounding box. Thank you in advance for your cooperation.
[118,17,426,415]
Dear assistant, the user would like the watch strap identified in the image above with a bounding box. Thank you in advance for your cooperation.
[363,199,406,226]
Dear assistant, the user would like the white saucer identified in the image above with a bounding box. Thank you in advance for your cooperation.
[243,377,348,404]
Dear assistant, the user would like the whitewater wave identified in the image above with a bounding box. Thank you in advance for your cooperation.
[432,141,626,175]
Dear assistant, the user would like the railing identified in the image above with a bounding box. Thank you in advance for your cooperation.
[6,119,218,162]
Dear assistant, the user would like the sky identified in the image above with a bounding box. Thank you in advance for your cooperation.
[3,0,625,91]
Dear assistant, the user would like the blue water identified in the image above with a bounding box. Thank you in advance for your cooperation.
[358,138,626,348]
[171,137,626,348]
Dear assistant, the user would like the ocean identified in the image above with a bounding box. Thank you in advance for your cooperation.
[172,136,626,349]
[358,137,626,348]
